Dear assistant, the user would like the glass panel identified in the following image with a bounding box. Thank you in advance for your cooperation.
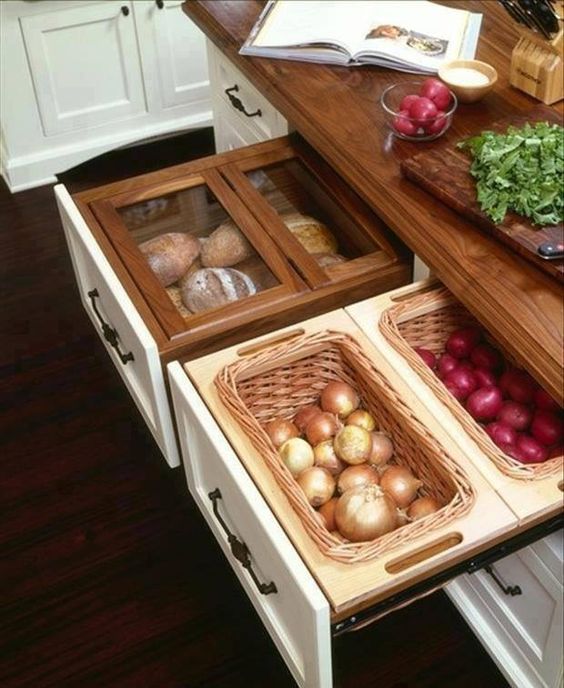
[118,184,279,318]
[246,162,380,267]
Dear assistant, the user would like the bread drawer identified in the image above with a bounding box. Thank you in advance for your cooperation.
[447,536,563,688]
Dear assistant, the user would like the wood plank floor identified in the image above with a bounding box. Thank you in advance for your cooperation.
[0,129,510,688]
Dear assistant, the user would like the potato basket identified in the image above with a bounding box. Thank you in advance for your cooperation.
[214,328,475,564]
[378,285,563,481]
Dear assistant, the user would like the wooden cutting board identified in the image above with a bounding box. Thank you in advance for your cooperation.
[401,106,563,281]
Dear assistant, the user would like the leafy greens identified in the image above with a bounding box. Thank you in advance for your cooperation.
[458,121,564,226]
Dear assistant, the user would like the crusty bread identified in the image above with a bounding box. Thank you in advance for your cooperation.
[181,268,256,313]
[139,232,200,287]
[166,286,192,319]
[313,252,348,268]
[201,220,255,267]
[281,212,339,254]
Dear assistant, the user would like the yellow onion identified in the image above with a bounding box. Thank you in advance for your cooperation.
[294,404,322,433]
[407,496,441,520]
[337,464,379,494]
[335,484,398,542]
[266,418,300,448]
[320,381,360,419]
[297,467,335,507]
[334,425,372,465]
[313,440,346,476]
[305,412,340,446]
[279,437,314,477]
[318,497,339,531]
[367,432,394,467]
[380,465,423,509]
[346,409,376,432]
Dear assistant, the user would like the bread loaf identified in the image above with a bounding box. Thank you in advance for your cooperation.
[313,252,347,268]
[234,256,278,291]
[201,221,255,267]
[166,286,192,319]
[281,213,339,254]
[139,232,200,287]
[181,268,256,312]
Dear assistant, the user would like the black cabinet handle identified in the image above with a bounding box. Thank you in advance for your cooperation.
[224,85,262,118]
[121,5,130,16]
[156,0,164,8]
[208,489,277,595]
[87,289,134,365]
[484,565,522,596]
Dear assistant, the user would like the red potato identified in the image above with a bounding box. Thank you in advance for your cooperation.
[530,410,563,447]
[485,421,517,452]
[470,344,503,371]
[444,378,466,402]
[415,347,436,369]
[424,112,448,136]
[505,369,538,404]
[497,401,533,432]
[444,367,478,400]
[408,97,438,125]
[513,434,549,464]
[466,386,503,422]
[420,78,452,110]
[474,367,497,388]
[393,110,418,137]
[437,353,459,379]
[399,94,420,111]
[446,327,482,359]
[534,389,562,413]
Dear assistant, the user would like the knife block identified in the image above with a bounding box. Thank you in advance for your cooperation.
[510,26,563,104]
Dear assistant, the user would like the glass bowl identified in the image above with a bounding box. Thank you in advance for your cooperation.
[380,81,457,142]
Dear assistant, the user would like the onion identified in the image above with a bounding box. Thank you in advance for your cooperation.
[313,440,346,476]
[305,412,339,445]
[470,344,502,370]
[446,327,482,359]
[534,389,561,413]
[437,353,459,379]
[497,401,532,431]
[279,437,314,477]
[444,368,478,400]
[513,434,549,464]
[320,381,359,419]
[333,425,372,464]
[474,367,497,388]
[531,410,563,447]
[367,432,394,467]
[485,421,517,452]
[346,409,376,432]
[415,347,436,369]
[466,386,503,422]
[266,418,300,448]
[335,484,398,542]
[337,464,379,494]
[380,465,422,508]
[318,497,338,531]
[396,508,410,526]
[294,404,322,433]
[407,496,441,520]
[297,466,335,507]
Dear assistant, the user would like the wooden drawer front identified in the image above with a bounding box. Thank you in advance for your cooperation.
[55,185,179,468]
[168,362,331,688]
[447,543,563,688]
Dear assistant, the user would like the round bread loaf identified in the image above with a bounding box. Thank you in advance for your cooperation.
[181,268,256,312]
[313,252,347,267]
[139,232,200,287]
[201,220,255,268]
[281,212,339,254]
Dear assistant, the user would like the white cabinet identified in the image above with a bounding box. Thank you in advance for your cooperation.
[0,0,211,192]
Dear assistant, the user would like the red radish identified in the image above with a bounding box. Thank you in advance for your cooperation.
[474,367,497,388]
[531,410,564,447]
[420,78,451,110]
[534,389,561,413]
[437,353,459,379]
[485,422,517,451]
[470,344,503,371]
[497,401,533,431]
[409,97,438,125]
[444,368,478,400]
[446,327,482,359]
[506,370,538,404]
[444,379,466,402]
[415,347,436,369]
[393,110,418,136]
[424,112,448,136]
[400,94,420,111]
[513,434,549,464]
[466,386,503,422]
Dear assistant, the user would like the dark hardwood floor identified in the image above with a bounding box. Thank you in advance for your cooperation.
[0,129,510,688]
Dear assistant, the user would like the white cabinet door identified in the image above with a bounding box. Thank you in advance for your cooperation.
[213,99,263,153]
[20,2,146,136]
[133,0,209,111]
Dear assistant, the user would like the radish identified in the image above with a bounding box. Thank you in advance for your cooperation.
[530,410,563,447]
[497,401,533,431]
[409,97,438,126]
[420,78,451,110]
[437,353,459,379]
[400,94,420,111]
[415,347,436,369]
[470,344,502,371]
[466,386,503,422]
[474,367,497,388]
[485,422,517,451]
[513,434,549,464]
[444,368,478,400]
[424,112,448,136]
[446,327,482,359]
[393,110,418,137]
[534,389,561,413]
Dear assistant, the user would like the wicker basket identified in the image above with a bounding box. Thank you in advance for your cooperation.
[214,329,475,565]
[379,286,563,481]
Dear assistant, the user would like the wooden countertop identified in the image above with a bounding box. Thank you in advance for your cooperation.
[183,0,563,403]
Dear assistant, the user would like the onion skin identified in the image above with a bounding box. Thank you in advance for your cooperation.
[333,425,372,464]
[320,381,360,419]
[294,405,322,433]
[297,466,335,507]
[318,497,338,531]
[407,496,441,520]
[380,465,423,509]
[337,464,379,494]
[346,409,376,432]
[305,412,339,446]
[313,440,346,476]
[279,437,314,477]
[367,432,394,467]
[335,484,398,542]
[266,418,300,448]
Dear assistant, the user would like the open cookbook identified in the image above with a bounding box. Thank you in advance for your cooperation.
[240,0,483,74]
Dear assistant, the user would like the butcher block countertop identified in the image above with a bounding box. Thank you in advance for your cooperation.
[183,0,564,403]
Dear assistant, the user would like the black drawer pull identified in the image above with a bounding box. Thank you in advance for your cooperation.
[224,85,262,118]
[156,0,164,8]
[484,565,522,596]
[87,289,134,365]
[208,488,277,595]
[121,5,130,16]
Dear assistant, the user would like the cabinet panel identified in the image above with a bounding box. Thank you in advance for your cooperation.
[20,2,146,135]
